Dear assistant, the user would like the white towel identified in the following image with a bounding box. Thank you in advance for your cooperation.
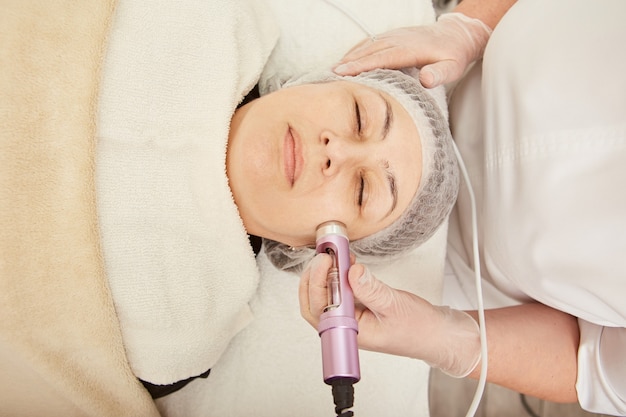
[96,0,279,384]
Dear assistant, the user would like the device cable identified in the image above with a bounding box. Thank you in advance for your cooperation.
[331,377,356,417]
[323,0,377,40]
[450,140,488,417]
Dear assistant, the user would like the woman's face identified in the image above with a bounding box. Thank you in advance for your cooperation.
[227,80,422,247]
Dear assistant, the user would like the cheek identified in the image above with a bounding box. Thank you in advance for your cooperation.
[236,139,280,189]
[276,190,345,226]
[300,191,358,232]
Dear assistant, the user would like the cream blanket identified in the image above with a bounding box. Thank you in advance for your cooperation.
[0,1,159,416]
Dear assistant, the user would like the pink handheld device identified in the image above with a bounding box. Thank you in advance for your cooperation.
[315,221,360,416]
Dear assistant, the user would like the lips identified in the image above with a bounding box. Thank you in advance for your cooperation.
[283,126,302,186]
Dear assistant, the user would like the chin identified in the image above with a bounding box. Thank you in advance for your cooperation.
[273,234,312,248]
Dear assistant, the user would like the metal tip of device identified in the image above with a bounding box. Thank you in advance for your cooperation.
[316,221,347,240]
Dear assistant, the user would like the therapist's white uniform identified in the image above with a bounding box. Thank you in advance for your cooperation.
[445,0,626,414]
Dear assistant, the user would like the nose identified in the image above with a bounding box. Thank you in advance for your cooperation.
[321,134,369,176]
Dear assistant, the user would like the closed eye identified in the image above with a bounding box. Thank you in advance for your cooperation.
[358,174,365,206]
[354,99,362,134]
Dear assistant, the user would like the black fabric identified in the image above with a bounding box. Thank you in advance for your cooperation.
[249,234,262,256]
[239,84,260,107]
[140,369,211,399]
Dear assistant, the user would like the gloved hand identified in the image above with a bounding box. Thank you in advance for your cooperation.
[299,253,481,378]
[333,13,492,89]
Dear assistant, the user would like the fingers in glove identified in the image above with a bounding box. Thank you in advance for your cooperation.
[338,34,393,62]
[333,50,409,76]
[339,27,420,62]
[298,253,333,327]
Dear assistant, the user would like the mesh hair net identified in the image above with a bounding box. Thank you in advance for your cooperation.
[262,69,459,272]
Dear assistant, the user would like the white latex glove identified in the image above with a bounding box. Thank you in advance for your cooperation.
[333,13,492,88]
[299,253,481,378]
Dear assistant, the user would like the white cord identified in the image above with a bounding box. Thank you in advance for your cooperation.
[322,0,377,40]
[451,140,488,417]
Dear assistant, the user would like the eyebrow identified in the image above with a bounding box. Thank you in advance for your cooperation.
[379,94,397,218]
[379,93,393,142]
[384,167,398,218]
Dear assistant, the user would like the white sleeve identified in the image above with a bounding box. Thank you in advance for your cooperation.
[577,320,626,415]
[469,1,626,414]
